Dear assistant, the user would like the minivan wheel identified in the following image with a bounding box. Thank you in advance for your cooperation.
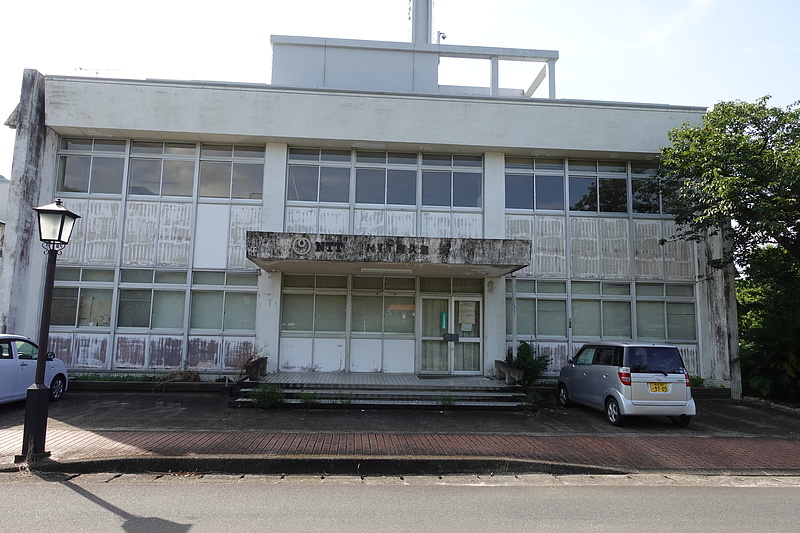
[557,384,572,407]
[49,375,66,402]
[670,415,691,428]
[605,398,624,426]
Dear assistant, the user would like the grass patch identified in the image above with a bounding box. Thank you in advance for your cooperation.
[250,384,284,409]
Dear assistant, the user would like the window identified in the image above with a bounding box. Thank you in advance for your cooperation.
[118,289,185,329]
[505,157,564,211]
[58,138,126,194]
[129,141,196,196]
[635,283,697,341]
[199,144,265,199]
[422,155,482,208]
[287,149,351,203]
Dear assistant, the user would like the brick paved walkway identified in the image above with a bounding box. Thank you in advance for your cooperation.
[2,428,799,472]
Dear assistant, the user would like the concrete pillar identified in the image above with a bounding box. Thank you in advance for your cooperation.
[484,276,505,376]
[264,143,288,232]
[483,152,505,239]
[256,271,283,373]
[0,70,47,336]
[412,0,433,44]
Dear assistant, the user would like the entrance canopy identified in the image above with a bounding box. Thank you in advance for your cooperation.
[247,232,531,278]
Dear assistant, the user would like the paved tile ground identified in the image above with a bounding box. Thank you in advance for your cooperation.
[1,392,799,474]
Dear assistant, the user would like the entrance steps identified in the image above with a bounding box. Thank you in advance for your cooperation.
[229,373,526,410]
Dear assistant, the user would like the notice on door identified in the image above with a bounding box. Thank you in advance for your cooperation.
[459,301,476,332]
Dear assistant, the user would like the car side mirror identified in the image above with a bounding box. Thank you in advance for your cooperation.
[567,358,574,365]
[46,352,56,361]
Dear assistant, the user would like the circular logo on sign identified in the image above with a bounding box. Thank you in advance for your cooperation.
[292,237,312,255]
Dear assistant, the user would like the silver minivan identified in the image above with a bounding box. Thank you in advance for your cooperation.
[557,341,696,426]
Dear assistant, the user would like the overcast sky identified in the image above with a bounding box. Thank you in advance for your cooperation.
[2,0,798,180]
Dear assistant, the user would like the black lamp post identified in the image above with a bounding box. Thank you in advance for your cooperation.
[18,199,80,461]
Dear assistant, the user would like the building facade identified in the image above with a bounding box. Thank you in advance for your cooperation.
[0,3,739,390]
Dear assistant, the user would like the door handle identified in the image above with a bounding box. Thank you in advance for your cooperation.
[19,363,28,367]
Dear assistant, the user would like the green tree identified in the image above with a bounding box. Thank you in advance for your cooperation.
[737,246,800,403]
[656,96,800,270]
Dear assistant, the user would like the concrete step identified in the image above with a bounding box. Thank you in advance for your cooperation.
[229,396,525,410]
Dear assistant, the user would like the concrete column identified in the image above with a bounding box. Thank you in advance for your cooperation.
[0,69,47,336]
[483,276,505,376]
[264,143,288,232]
[547,59,557,99]
[483,152,505,239]
[256,271,283,373]
[412,0,433,44]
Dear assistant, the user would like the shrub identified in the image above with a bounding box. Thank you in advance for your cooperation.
[506,341,550,385]
[250,384,284,409]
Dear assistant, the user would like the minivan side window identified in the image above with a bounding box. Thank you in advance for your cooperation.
[575,347,595,365]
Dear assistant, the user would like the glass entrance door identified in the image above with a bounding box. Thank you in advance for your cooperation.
[420,297,481,374]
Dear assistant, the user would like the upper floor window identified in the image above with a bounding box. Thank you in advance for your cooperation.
[129,141,196,197]
[422,154,482,208]
[199,144,265,200]
[505,157,564,211]
[58,139,126,194]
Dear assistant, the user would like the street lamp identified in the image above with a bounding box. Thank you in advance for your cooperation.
[18,199,80,462]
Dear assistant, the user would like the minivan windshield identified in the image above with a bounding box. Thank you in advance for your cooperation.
[628,347,685,374]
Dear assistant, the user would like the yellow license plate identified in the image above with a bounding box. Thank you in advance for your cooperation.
[649,383,669,393]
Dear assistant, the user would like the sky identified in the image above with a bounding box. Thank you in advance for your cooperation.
[1,0,798,180]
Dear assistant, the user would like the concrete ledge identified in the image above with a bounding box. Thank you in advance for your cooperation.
[68,381,228,393]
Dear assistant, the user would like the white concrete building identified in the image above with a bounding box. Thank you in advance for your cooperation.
[0,1,738,389]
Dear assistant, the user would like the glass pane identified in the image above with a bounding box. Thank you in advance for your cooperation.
[602,301,632,339]
[281,293,313,331]
[288,148,319,161]
[226,272,257,286]
[636,301,665,339]
[505,174,533,209]
[121,270,153,283]
[667,302,696,339]
[632,178,659,214]
[223,292,256,330]
[315,295,347,332]
[598,161,627,173]
[287,165,318,201]
[131,141,164,155]
[356,151,385,164]
[454,342,480,372]
[316,275,347,289]
[352,277,383,290]
[155,271,187,284]
[388,152,417,165]
[535,158,564,171]
[319,166,350,203]
[453,172,481,207]
[514,280,536,293]
[505,157,533,170]
[422,154,451,166]
[94,139,126,152]
[602,282,631,295]
[234,145,265,158]
[452,278,482,293]
[636,283,663,297]
[55,267,80,281]
[162,160,195,196]
[321,149,350,162]
[52,288,78,326]
[118,289,152,328]
[537,300,566,336]
[384,277,415,291]
[666,284,694,297]
[569,176,597,211]
[59,155,90,192]
[129,158,162,195]
[568,160,596,172]
[453,155,482,168]
[537,281,566,294]
[152,291,186,329]
[385,296,415,333]
[631,161,657,175]
[283,275,314,288]
[90,157,125,194]
[422,170,450,206]
[352,296,383,333]
[231,162,264,199]
[572,281,600,294]
[420,278,450,293]
[355,168,385,204]
[535,175,564,210]
[190,291,223,329]
[572,300,601,337]
[62,138,93,150]
[386,169,416,205]
[194,271,225,285]
[421,340,448,371]
[201,144,232,158]
[599,178,628,213]
[514,298,536,335]
[165,142,196,156]
[199,161,231,198]
[422,299,448,337]
[82,269,115,282]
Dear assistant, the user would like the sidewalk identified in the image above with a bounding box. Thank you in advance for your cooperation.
[1,391,799,475]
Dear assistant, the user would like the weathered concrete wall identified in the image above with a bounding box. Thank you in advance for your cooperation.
[0,70,47,336]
